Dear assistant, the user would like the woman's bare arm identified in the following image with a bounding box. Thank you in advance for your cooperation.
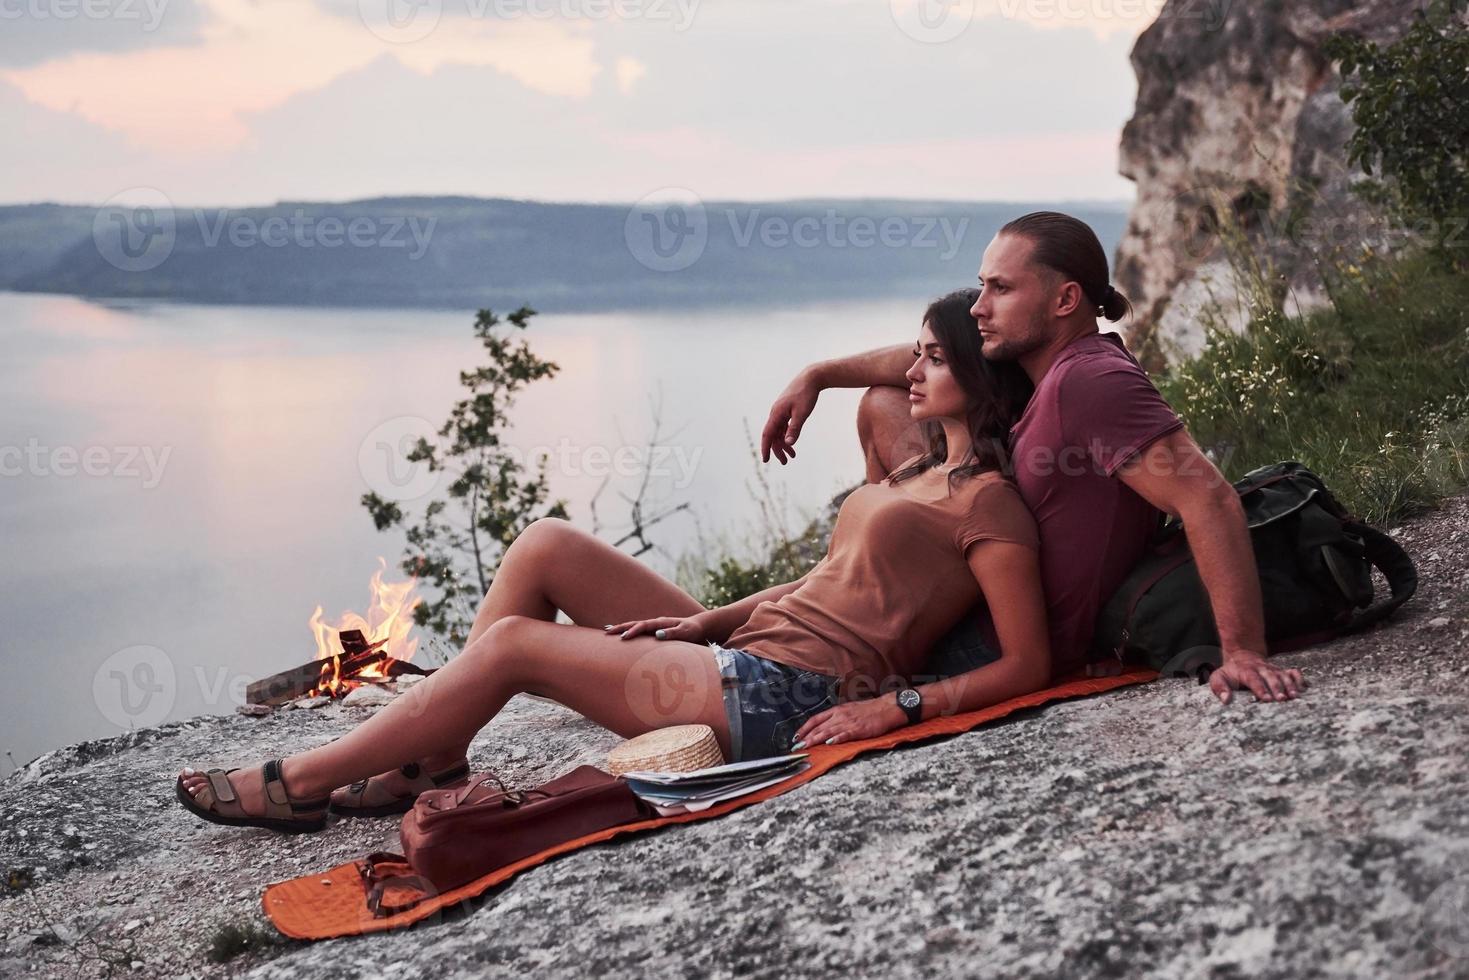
[795,540,1049,744]
[761,345,914,464]
[904,540,1051,721]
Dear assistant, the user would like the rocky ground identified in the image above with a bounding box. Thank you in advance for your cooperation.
[2,497,1467,979]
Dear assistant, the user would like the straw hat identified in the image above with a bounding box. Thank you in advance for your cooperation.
[607,724,725,775]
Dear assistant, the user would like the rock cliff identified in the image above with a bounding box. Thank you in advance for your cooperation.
[2,497,1467,978]
[1113,0,1424,360]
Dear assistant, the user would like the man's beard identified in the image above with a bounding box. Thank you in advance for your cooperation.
[981,314,1049,362]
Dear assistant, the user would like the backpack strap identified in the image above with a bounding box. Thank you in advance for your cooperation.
[1344,522,1418,632]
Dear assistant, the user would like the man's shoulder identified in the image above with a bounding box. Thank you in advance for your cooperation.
[1046,332,1148,385]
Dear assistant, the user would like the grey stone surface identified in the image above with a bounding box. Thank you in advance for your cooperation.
[2,497,1467,979]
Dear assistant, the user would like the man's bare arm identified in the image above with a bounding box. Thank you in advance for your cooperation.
[1119,430,1307,704]
[760,344,913,464]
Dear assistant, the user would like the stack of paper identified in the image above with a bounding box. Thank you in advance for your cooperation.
[621,754,810,816]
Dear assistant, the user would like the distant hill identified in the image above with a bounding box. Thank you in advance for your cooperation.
[0,196,1129,312]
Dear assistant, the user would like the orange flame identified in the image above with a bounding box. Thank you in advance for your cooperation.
[307,558,422,696]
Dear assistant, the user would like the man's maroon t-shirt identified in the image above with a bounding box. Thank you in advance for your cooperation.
[1009,332,1184,677]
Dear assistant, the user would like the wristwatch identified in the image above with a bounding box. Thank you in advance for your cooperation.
[896,688,923,726]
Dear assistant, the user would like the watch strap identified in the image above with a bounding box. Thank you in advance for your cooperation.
[898,689,922,726]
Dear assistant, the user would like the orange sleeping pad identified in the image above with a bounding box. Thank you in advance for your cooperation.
[263,666,1158,940]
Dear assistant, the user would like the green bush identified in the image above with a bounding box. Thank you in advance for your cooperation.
[1326,2,1469,265]
[1160,253,1469,524]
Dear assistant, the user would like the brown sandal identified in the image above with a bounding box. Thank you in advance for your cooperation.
[331,759,471,818]
[174,759,330,834]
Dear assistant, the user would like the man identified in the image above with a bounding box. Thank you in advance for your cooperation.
[760,211,1306,705]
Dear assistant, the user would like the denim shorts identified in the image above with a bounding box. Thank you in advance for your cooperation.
[709,644,841,762]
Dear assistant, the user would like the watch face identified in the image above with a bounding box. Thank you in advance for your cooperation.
[898,689,920,709]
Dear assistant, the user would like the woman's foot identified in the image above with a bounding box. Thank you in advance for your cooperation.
[330,754,471,818]
[175,758,330,834]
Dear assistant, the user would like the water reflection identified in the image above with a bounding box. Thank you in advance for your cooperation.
[0,292,912,765]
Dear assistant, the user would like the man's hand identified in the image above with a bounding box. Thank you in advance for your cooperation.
[1208,651,1307,704]
[793,696,906,747]
[760,369,820,464]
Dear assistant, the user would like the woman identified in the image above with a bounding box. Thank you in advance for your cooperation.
[176,289,1051,833]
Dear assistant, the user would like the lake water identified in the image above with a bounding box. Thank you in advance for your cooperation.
[0,291,919,766]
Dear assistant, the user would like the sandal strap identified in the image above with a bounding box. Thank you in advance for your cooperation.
[431,761,471,787]
[200,769,237,809]
[262,759,330,817]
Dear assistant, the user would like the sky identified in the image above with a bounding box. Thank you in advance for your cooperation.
[0,0,1162,207]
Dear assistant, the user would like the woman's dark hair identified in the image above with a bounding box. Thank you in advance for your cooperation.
[1000,211,1133,322]
[886,288,1034,491]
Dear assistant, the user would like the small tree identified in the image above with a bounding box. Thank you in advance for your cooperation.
[1327,1,1469,265]
[362,307,568,649]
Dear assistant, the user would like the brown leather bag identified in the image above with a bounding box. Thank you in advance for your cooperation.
[362,766,651,912]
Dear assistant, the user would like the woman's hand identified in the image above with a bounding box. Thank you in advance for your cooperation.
[603,614,709,644]
[794,697,906,748]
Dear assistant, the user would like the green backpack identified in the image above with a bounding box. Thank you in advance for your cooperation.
[1091,461,1418,680]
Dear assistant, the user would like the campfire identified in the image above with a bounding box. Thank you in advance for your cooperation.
[245,559,434,707]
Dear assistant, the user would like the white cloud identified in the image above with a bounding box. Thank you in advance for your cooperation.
[0,0,1149,203]
[614,55,645,95]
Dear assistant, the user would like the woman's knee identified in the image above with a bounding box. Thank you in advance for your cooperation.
[511,516,577,555]
[467,615,534,667]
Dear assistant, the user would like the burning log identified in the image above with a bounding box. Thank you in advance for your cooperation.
[245,629,432,707]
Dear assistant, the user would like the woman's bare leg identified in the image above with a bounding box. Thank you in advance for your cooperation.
[179,616,730,815]
[464,517,705,647]
[857,385,926,484]
[336,517,708,805]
